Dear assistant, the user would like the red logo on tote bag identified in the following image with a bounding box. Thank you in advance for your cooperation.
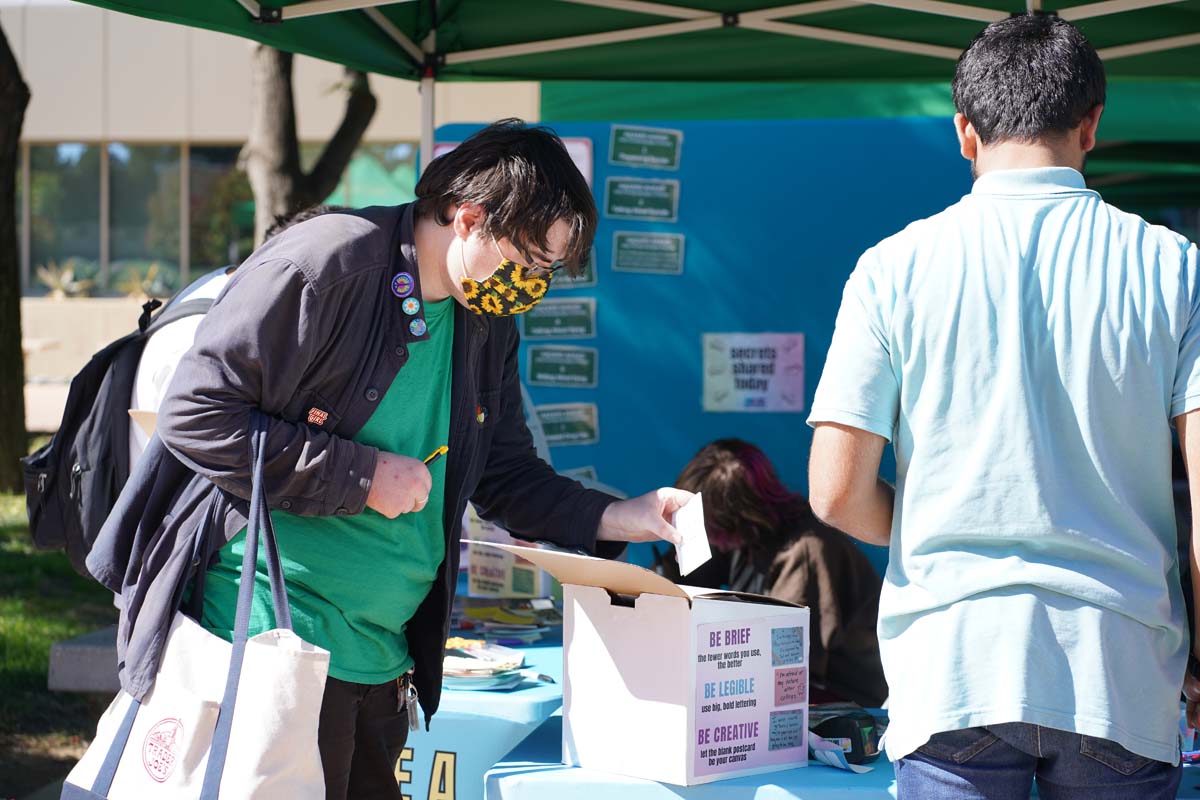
[143,718,184,783]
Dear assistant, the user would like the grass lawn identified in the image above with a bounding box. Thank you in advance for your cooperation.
[0,492,117,798]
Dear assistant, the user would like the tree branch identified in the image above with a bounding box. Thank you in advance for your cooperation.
[303,68,377,203]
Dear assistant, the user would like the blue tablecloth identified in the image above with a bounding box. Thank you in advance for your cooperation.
[486,715,1200,800]
[486,714,897,799]
[399,614,565,800]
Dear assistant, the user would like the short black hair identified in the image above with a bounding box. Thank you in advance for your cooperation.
[414,119,596,277]
[952,14,1106,145]
[265,204,348,242]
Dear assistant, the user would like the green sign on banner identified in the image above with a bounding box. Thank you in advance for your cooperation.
[612,232,686,275]
[558,250,597,289]
[522,298,596,340]
[528,345,599,388]
[609,125,683,170]
[604,177,680,223]
[537,403,600,447]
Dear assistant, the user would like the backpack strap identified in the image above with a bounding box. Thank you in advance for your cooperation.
[144,297,216,336]
[136,299,163,333]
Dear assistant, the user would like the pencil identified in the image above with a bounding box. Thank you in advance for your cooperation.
[423,445,449,466]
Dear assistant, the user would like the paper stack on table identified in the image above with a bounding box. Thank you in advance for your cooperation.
[462,606,552,644]
[442,638,527,691]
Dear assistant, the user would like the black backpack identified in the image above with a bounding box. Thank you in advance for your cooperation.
[20,295,215,578]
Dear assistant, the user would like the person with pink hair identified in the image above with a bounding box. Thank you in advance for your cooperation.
[672,438,887,707]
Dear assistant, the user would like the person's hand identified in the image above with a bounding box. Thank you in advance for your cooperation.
[1185,657,1200,729]
[366,452,432,518]
[596,488,695,546]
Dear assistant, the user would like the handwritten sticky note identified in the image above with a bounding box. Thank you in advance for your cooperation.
[672,492,712,576]
[774,667,807,707]
[771,626,805,667]
[768,709,807,752]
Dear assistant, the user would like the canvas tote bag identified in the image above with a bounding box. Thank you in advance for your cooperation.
[63,412,329,799]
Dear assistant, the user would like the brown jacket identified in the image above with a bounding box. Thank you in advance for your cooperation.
[763,520,888,707]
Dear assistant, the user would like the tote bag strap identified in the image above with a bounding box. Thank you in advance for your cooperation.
[201,410,292,799]
[81,411,294,799]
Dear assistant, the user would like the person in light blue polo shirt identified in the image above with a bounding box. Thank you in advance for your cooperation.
[807,14,1200,799]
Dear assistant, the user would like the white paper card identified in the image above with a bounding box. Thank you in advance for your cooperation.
[672,492,712,576]
[809,733,874,774]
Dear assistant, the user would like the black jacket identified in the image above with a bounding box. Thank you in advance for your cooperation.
[88,204,617,725]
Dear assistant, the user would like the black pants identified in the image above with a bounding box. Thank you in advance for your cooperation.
[318,676,410,800]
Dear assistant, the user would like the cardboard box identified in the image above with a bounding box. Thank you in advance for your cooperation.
[486,543,810,786]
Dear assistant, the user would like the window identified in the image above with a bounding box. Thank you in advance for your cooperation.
[109,143,181,296]
[29,143,100,297]
[189,145,254,274]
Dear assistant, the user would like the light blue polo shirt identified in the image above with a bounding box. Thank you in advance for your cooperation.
[809,167,1200,764]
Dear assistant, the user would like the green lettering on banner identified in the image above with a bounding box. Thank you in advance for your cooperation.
[604,177,680,222]
[612,232,686,275]
[522,298,596,340]
[609,125,683,170]
[536,403,600,447]
[527,345,599,388]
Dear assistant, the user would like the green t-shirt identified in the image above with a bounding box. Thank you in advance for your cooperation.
[201,297,454,683]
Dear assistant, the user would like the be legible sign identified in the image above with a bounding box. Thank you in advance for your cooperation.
[536,403,599,446]
[613,232,685,275]
[522,298,596,340]
[703,333,805,413]
[527,345,599,388]
[604,177,680,222]
[609,125,683,171]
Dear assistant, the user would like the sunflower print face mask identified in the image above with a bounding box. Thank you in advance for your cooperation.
[460,242,555,317]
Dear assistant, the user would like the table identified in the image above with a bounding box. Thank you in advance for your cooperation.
[399,634,565,800]
[486,714,897,799]
[486,715,1200,800]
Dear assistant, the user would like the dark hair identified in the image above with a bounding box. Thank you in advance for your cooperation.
[264,204,349,242]
[414,119,596,276]
[952,14,1105,145]
[674,439,810,553]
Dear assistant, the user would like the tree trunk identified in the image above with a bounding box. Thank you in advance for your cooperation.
[241,45,377,246]
[0,23,29,492]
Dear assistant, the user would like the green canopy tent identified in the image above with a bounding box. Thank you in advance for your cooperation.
[72,0,1200,167]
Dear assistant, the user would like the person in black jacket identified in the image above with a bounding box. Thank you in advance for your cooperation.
[110,120,691,800]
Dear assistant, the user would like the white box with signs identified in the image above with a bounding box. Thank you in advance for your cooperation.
[486,543,810,786]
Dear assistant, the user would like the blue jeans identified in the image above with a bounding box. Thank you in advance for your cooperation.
[895,723,1181,799]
